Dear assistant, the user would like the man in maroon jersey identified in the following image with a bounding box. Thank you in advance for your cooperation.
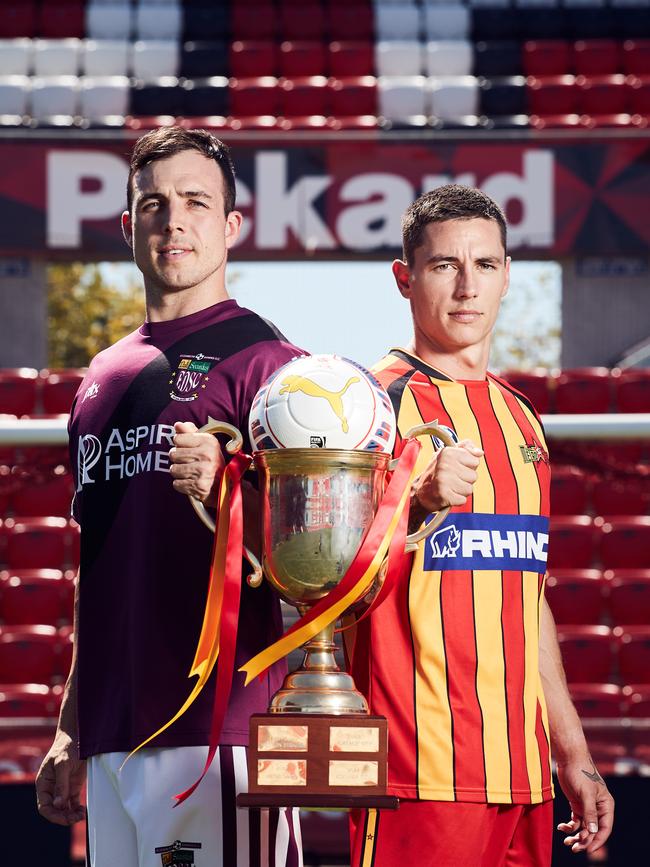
[36,128,304,867]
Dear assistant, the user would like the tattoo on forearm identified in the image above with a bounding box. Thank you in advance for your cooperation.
[582,765,605,786]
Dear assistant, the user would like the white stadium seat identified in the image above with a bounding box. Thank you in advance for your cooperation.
[33,39,81,77]
[132,40,180,80]
[378,75,427,120]
[85,3,133,40]
[423,4,470,40]
[375,40,423,76]
[30,76,80,120]
[134,2,182,40]
[428,75,479,120]
[0,76,30,115]
[81,40,130,76]
[0,40,32,76]
[425,40,472,76]
[80,76,130,122]
[375,4,422,41]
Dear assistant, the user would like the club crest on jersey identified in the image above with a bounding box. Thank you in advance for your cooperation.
[520,439,549,465]
[155,840,202,866]
[169,353,219,403]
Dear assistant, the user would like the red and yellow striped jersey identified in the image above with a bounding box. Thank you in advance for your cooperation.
[350,350,553,805]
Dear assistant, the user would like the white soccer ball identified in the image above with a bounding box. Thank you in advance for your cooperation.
[248,354,396,452]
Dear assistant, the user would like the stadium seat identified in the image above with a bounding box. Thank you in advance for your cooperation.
[279,41,327,77]
[81,40,130,77]
[501,369,551,414]
[38,1,85,39]
[231,5,276,40]
[573,40,621,75]
[0,3,37,39]
[565,7,616,40]
[623,683,650,718]
[80,76,130,123]
[607,569,650,626]
[426,41,473,76]
[377,76,426,121]
[545,569,605,625]
[326,5,374,40]
[615,625,650,684]
[480,76,528,116]
[229,41,277,78]
[85,3,133,41]
[230,76,281,117]
[30,76,79,122]
[329,76,377,116]
[182,4,229,40]
[576,74,630,115]
[279,2,326,40]
[527,75,580,116]
[180,41,229,79]
[0,369,39,416]
[473,41,523,77]
[471,7,519,42]
[10,472,73,520]
[598,516,650,569]
[134,2,182,40]
[425,4,470,40]
[327,114,378,130]
[622,40,650,76]
[376,4,421,41]
[129,77,182,118]
[0,569,73,626]
[550,466,590,515]
[569,683,624,718]
[517,10,570,42]
[554,367,612,414]
[180,77,230,117]
[279,76,329,117]
[522,40,572,76]
[278,115,330,131]
[0,683,58,718]
[628,75,650,115]
[615,369,650,412]
[376,41,423,77]
[0,75,29,117]
[557,625,613,683]
[0,625,60,684]
[4,517,70,570]
[328,41,374,77]
[592,475,649,516]
[0,39,31,76]
[132,41,180,81]
[33,39,80,76]
[429,76,480,120]
[548,516,596,569]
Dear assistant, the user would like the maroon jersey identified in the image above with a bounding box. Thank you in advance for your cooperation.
[69,300,304,758]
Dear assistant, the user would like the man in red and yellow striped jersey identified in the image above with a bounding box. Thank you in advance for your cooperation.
[349,186,614,867]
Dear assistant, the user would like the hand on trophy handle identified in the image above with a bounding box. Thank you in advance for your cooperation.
[188,419,264,589]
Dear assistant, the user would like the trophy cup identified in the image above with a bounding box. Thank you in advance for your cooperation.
[190,419,454,809]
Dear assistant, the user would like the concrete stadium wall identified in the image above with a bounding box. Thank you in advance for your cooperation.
[0,259,47,369]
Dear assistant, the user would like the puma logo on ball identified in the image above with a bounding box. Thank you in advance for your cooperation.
[279,375,360,433]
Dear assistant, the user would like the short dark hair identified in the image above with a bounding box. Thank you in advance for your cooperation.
[401,184,507,265]
[126,127,236,216]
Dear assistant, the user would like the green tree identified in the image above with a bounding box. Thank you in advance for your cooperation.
[48,264,144,368]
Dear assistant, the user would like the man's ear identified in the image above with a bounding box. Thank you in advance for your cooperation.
[224,210,243,250]
[121,210,133,248]
[502,255,511,299]
[392,259,412,298]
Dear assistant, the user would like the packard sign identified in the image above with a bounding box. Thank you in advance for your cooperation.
[1,137,649,258]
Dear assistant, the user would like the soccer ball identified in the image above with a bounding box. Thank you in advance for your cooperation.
[248,354,396,452]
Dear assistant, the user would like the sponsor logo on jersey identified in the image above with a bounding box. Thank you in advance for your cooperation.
[155,840,202,866]
[520,439,549,465]
[170,352,219,403]
[75,423,176,488]
[424,513,550,573]
[81,381,100,403]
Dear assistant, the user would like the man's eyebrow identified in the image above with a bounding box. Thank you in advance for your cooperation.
[423,254,502,265]
[137,190,213,202]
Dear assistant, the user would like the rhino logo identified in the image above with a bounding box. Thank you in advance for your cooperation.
[430,524,461,558]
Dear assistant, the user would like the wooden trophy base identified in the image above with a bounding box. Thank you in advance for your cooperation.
[237,713,399,811]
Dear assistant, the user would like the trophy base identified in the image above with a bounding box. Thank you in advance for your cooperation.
[242,713,392,809]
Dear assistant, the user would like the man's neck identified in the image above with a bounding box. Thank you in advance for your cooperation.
[407,338,490,381]
[145,282,230,323]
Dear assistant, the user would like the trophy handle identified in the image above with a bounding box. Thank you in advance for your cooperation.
[392,421,457,553]
[187,418,264,589]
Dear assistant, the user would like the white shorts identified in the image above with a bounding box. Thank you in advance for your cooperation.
[87,745,303,867]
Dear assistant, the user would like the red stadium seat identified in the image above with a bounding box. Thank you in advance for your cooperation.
[227,116,280,131]
[231,5,277,40]
[279,2,325,41]
[592,475,649,517]
[606,570,650,626]
[0,625,60,684]
[572,41,621,76]
[615,369,650,413]
[615,626,650,684]
[326,4,374,41]
[529,113,584,130]
[328,41,374,77]
[0,369,39,416]
[557,625,613,683]
[4,517,71,570]
[622,40,650,76]
[582,113,647,129]
[40,369,85,415]
[0,683,59,718]
[545,569,605,625]
[229,41,278,78]
[230,77,281,116]
[628,75,650,115]
[279,41,327,77]
[554,368,612,414]
[623,683,650,717]
[501,369,551,414]
[548,516,596,569]
[598,516,650,569]
[278,115,330,131]
[37,1,84,39]
[328,76,377,116]
[550,466,590,515]
[523,42,572,77]
[576,74,630,116]
[527,75,580,116]
[327,115,378,130]
[0,3,37,38]
[569,683,623,718]
[11,470,73,518]
[0,569,73,627]
[280,76,329,116]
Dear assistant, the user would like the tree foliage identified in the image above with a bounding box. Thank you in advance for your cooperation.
[48,264,144,368]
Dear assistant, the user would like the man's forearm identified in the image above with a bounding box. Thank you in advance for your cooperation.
[58,577,80,741]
